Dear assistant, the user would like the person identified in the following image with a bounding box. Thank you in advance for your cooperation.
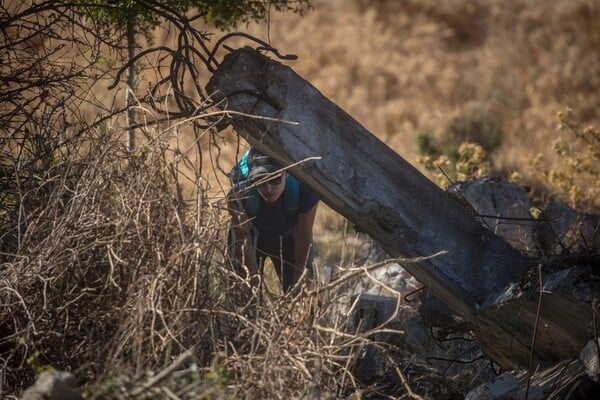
[227,148,319,293]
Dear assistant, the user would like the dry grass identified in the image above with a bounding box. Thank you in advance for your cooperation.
[0,121,226,394]
[0,115,460,398]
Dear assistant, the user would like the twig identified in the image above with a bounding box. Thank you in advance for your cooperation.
[129,348,195,397]
[525,263,544,400]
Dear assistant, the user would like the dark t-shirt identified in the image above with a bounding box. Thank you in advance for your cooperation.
[230,179,319,248]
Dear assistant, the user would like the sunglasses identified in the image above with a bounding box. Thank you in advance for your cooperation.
[256,174,284,186]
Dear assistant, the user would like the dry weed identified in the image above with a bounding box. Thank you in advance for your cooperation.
[529,108,600,212]
[0,119,462,399]
[0,120,226,395]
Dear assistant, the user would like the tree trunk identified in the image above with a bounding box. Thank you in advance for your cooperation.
[206,47,596,369]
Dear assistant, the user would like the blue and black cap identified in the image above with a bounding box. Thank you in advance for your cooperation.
[247,149,281,181]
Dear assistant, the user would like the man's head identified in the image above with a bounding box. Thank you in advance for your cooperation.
[247,149,287,204]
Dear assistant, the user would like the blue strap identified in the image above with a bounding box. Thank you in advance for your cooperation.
[244,187,261,216]
[283,175,299,216]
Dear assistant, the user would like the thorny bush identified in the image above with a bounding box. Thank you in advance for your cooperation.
[0,122,225,395]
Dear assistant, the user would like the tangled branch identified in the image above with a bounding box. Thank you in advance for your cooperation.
[106,4,298,129]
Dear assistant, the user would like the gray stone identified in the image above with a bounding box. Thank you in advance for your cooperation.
[466,371,544,400]
[352,262,419,298]
[347,293,398,337]
[580,339,600,381]
[20,370,83,400]
[534,201,600,255]
[346,293,441,356]
[448,177,536,253]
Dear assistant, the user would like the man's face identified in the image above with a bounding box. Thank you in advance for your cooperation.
[257,171,287,204]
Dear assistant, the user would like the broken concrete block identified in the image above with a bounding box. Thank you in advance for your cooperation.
[208,45,597,371]
[465,371,519,400]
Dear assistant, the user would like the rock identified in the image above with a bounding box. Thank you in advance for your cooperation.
[465,372,519,400]
[347,293,400,340]
[580,339,600,381]
[466,371,544,400]
[351,262,419,298]
[351,346,388,384]
[466,355,600,400]
[20,370,83,400]
[418,292,466,331]
[448,177,536,253]
[345,292,438,353]
[534,201,600,255]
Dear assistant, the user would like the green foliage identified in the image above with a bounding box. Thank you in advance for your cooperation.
[26,351,55,374]
[199,0,312,30]
[76,0,154,33]
[443,108,504,160]
[19,338,55,374]
[419,142,490,187]
[204,353,229,392]
[416,109,499,187]
[76,0,312,33]
[415,130,437,157]
[416,108,503,161]
[200,0,269,29]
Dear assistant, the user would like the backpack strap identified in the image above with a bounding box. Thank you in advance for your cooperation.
[244,186,261,217]
[283,175,299,216]
[244,175,300,217]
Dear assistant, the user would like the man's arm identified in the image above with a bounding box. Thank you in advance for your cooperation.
[293,203,319,284]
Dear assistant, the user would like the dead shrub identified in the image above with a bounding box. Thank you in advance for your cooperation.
[0,120,230,395]
[529,107,600,212]
[0,116,451,398]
